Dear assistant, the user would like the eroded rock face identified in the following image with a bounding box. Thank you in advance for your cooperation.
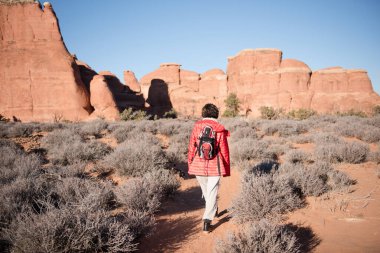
[0,2,92,121]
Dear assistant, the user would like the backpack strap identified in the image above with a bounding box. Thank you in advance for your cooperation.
[216,134,221,176]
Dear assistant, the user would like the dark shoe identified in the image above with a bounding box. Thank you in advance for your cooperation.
[203,219,211,233]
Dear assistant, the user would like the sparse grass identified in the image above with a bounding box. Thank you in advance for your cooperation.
[215,219,300,253]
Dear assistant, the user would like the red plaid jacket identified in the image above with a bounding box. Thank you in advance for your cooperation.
[187,118,230,177]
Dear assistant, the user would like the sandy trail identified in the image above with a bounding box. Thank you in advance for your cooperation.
[138,169,241,253]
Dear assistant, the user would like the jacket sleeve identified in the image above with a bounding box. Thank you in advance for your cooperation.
[188,126,198,165]
[219,130,231,177]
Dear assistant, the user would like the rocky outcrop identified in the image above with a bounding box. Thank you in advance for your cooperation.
[88,75,120,120]
[124,70,141,93]
[0,2,92,121]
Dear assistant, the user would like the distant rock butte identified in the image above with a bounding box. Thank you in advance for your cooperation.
[141,48,379,117]
[0,2,378,121]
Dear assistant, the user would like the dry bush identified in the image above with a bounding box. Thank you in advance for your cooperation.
[312,132,342,144]
[231,171,303,223]
[280,162,330,197]
[116,169,179,214]
[79,119,108,137]
[332,119,380,143]
[279,162,355,196]
[315,141,369,164]
[230,126,258,142]
[369,151,380,164]
[288,134,313,144]
[284,150,312,164]
[231,139,277,165]
[0,147,41,184]
[101,134,167,177]
[3,205,137,253]
[42,128,111,165]
[0,122,36,138]
[166,131,191,164]
[220,118,249,132]
[261,120,308,137]
[215,219,300,253]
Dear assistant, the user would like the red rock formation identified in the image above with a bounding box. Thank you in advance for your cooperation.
[88,75,120,120]
[0,2,92,121]
[123,70,141,93]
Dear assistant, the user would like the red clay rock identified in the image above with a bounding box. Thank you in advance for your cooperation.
[0,2,92,122]
[279,59,311,93]
[123,70,141,93]
[199,69,228,98]
[180,70,200,92]
[89,75,120,120]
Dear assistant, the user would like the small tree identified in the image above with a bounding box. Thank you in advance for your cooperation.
[223,93,241,117]
[259,106,283,120]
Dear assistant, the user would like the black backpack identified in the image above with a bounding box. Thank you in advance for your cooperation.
[197,125,217,160]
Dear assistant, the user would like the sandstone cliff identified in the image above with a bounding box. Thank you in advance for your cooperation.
[0,2,92,121]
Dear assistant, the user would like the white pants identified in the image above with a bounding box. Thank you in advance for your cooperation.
[196,176,220,221]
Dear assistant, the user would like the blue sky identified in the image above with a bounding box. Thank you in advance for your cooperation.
[47,0,380,94]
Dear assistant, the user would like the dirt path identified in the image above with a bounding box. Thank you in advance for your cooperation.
[138,169,241,253]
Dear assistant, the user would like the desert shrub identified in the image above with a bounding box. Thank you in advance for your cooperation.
[231,139,277,166]
[312,132,342,144]
[79,119,108,137]
[231,171,303,223]
[365,115,380,127]
[259,106,283,120]
[340,141,369,163]
[327,170,356,190]
[166,131,191,164]
[230,126,257,142]
[287,108,316,120]
[288,134,313,144]
[215,219,300,253]
[220,118,249,132]
[332,120,380,143]
[0,114,10,122]
[156,120,184,135]
[3,205,137,253]
[223,93,241,117]
[120,107,148,121]
[336,109,367,118]
[369,151,380,164]
[373,105,380,116]
[101,134,167,177]
[284,150,312,164]
[42,129,111,165]
[314,141,369,164]
[2,122,35,137]
[261,120,308,137]
[163,108,178,119]
[0,147,41,184]
[268,143,292,157]
[280,162,330,197]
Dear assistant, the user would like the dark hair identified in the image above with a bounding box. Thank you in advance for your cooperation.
[202,103,219,119]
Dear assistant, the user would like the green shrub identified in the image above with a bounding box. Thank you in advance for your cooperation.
[163,108,178,119]
[120,108,148,121]
[223,93,241,117]
[336,109,367,118]
[259,106,283,120]
[288,108,316,120]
